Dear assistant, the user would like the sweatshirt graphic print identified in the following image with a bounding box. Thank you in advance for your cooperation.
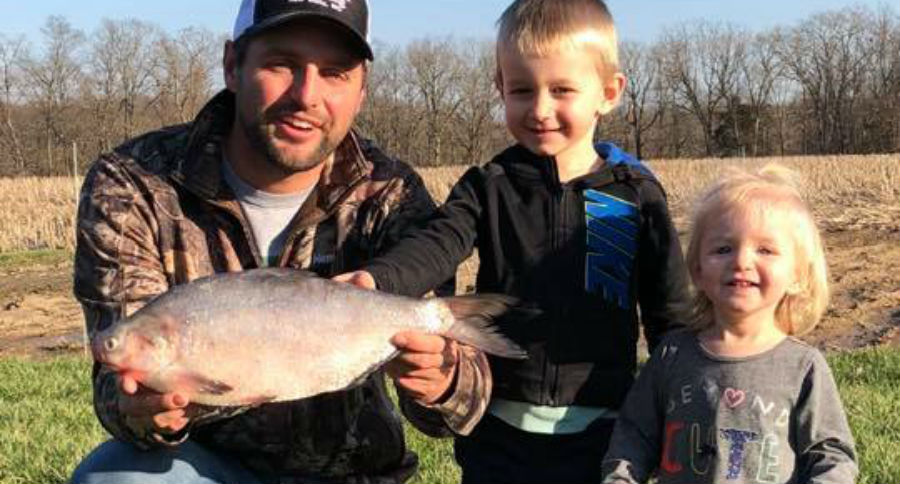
[602,331,857,484]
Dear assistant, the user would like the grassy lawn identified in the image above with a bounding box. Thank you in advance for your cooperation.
[1,348,897,484]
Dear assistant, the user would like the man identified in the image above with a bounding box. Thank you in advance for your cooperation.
[69,0,464,482]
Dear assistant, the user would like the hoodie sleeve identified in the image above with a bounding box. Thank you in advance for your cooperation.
[365,166,484,297]
[634,180,690,350]
[366,159,456,297]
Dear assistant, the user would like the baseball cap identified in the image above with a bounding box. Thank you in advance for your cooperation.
[233,0,373,60]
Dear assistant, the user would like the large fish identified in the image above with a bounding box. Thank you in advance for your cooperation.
[92,268,525,406]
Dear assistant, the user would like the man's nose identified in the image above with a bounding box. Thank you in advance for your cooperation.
[290,65,321,108]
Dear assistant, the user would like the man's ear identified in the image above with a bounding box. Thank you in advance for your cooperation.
[356,83,367,116]
[223,41,239,93]
[597,72,626,116]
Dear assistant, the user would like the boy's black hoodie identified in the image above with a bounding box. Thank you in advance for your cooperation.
[366,142,689,409]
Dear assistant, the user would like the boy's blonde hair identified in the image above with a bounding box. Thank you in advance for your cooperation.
[685,164,829,336]
[496,0,620,82]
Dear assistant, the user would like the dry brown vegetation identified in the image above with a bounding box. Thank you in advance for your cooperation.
[0,176,80,252]
[422,154,899,233]
[2,154,896,252]
[0,154,897,357]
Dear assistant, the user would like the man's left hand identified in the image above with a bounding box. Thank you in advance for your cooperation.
[386,331,459,405]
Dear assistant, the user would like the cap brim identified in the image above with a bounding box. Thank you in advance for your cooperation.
[238,12,373,61]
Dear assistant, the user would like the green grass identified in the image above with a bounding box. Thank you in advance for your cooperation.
[0,357,106,484]
[1,348,897,484]
[0,249,71,270]
[827,348,900,484]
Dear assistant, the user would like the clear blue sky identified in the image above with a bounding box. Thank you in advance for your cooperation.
[0,0,893,47]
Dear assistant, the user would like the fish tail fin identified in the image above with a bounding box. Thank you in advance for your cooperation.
[443,294,528,359]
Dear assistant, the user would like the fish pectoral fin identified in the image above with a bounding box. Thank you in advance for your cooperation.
[176,372,234,396]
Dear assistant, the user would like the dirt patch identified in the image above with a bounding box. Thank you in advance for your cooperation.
[0,262,86,359]
[1,225,897,359]
[805,227,900,350]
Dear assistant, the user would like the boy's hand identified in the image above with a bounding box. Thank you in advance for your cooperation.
[117,373,195,438]
[387,331,459,405]
[332,270,377,290]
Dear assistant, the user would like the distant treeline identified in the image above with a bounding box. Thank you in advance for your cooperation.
[0,4,897,176]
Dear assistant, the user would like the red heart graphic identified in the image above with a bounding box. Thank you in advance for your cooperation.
[723,388,746,408]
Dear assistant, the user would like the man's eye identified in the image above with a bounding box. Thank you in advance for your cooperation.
[265,61,292,72]
[758,246,775,255]
[321,68,350,80]
[713,246,731,255]
[507,88,531,96]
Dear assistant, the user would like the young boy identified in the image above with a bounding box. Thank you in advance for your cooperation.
[338,1,689,482]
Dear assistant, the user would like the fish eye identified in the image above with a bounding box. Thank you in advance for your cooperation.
[103,337,119,352]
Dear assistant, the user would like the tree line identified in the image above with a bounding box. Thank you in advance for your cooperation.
[0,5,897,176]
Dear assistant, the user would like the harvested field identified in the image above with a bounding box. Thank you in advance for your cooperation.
[0,154,897,357]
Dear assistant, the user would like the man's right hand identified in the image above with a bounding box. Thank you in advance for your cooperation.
[118,373,193,437]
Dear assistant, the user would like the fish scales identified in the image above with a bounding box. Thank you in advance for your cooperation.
[92,268,525,407]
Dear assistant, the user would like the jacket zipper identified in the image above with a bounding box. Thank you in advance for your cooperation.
[546,157,564,406]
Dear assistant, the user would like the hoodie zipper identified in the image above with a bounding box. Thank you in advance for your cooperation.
[546,156,565,406]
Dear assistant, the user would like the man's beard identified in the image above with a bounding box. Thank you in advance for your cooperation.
[239,104,339,175]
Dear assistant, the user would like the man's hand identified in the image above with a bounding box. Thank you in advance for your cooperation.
[332,270,377,290]
[386,331,459,405]
[117,373,194,438]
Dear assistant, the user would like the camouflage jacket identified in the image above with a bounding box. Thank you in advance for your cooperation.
[73,90,486,482]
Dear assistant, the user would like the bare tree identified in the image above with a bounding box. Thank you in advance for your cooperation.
[0,34,28,172]
[781,7,873,154]
[150,27,220,126]
[21,16,85,174]
[620,41,663,160]
[88,18,160,145]
[406,38,464,166]
[451,39,502,165]
[659,23,717,157]
[859,5,900,152]
[356,42,422,162]
[738,30,784,156]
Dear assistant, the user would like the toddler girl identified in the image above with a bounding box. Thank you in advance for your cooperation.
[602,165,858,484]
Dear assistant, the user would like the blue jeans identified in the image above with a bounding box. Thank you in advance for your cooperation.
[69,439,271,484]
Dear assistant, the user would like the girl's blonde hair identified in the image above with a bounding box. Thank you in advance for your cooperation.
[685,164,829,336]
[495,0,620,83]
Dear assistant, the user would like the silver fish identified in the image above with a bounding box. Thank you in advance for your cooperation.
[92,268,525,406]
